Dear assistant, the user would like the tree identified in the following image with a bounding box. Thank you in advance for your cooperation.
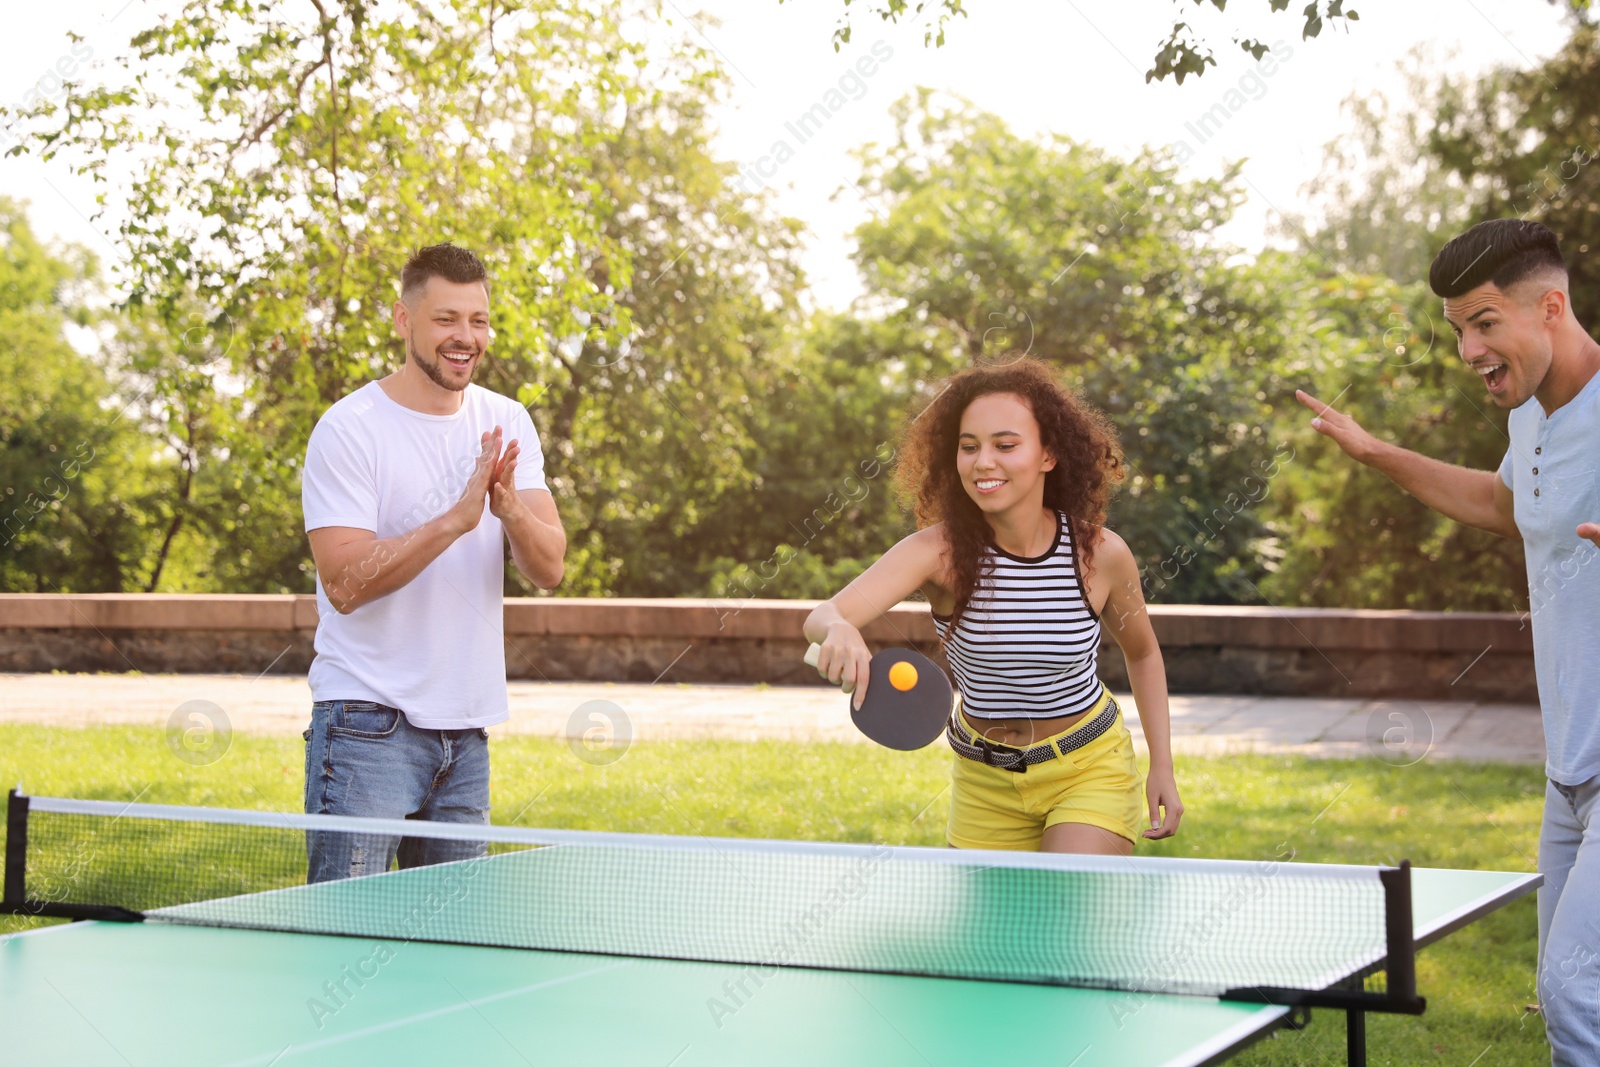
[8,0,813,596]
[832,90,1530,611]
[843,91,1295,602]
[1258,24,1600,611]
[0,200,166,593]
[9,0,654,589]
[697,311,929,607]
[1427,23,1600,329]
[542,62,812,597]
[1291,27,1600,329]
[805,0,1593,84]
[1277,56,1478,286]
[1251,262,1525,611]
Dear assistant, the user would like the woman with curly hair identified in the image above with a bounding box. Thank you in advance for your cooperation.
[803,357,1182,854]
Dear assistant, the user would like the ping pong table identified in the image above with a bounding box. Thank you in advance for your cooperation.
[1,793,1540,1067]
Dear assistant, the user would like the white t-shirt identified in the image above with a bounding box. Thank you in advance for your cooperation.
[302,380,548,729]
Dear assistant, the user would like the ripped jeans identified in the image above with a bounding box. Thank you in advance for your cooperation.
[303,699,490,884]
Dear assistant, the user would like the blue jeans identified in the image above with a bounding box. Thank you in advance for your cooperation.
[303,700,490,884]
[1538,775,1600,1066]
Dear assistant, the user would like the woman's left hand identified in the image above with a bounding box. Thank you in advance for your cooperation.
[1143,765,1183,840]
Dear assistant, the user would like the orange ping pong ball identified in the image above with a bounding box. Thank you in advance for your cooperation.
[888,660,919,691]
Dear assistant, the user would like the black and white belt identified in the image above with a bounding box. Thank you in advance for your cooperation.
[946,696,1121,774]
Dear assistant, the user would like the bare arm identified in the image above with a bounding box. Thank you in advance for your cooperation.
[803,526,946,708]
[1094,531,1183,840]
[1295,390,1519,540]
[487,436,565,590]
[308,429,502,614]
[310,521,460,614]
[500,489,565,589]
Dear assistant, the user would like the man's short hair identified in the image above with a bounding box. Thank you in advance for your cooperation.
[401,243,490,305]
[1428,219,1566,299]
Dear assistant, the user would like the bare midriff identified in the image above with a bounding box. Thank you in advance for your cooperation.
[960,707,1092,749]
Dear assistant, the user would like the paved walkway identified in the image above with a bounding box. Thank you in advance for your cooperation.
[0,673,1545,763]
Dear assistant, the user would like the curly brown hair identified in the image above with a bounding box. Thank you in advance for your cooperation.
[893,356,1125,641]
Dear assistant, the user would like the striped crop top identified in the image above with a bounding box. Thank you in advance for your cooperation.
[930,511,1104,720]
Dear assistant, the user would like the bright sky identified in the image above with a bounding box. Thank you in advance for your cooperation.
[2,1,1575,309]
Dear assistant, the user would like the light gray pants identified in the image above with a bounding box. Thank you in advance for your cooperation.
[1538,776,1600,1066]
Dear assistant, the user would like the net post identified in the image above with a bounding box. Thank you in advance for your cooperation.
[1379,860,1426,1015]
[1346,1007,1366,1067]
[4,789,27,906]
[1,790,142,923]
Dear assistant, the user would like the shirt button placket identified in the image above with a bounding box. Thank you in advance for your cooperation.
[1532,432,1546,503]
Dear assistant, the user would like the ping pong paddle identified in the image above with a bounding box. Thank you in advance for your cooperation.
[804,644,953,751]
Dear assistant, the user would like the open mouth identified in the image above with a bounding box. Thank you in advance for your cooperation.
[1477,362,1508,393]
[974,478,1007,495]
[441,350,476,369]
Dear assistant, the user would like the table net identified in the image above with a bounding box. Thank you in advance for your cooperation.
[5,792,1395,999]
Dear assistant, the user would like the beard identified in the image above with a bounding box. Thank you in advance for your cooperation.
[409,335,478,392]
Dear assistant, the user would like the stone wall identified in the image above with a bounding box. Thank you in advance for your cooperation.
[0,595,1536,702]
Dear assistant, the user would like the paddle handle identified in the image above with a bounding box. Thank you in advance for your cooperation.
[803,643,822,668]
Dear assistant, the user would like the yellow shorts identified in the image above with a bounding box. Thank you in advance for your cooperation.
[947,689,1146,850]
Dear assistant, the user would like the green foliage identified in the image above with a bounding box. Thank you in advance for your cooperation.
[1428,24,1600,328]
[694,312,924,604]
[11,6,1591,611]
[1268,28,1600,611]
[543,70,810,597]
[1283,27,1600,330]
[832,88,1531,611]
[10,0,811,598]
[1279,58,1478,285]
[803,0,1600,88]
[797,0,969,51]
[843,92,1302,603]
[803,0,1368,83]
[1141,1,1368,85]
[0,201,166,593]
[1254,262,1525,610]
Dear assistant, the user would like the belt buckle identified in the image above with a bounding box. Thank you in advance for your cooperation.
[973,735,1026,774]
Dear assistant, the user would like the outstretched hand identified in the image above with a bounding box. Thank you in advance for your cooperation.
[1295,389,1382,464]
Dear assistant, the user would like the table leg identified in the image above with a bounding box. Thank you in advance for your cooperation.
[1346,1008,1366,1067]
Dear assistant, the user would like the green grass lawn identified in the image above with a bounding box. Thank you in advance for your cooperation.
[0,724,1548,1064]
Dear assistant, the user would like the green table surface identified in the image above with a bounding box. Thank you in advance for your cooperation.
[0,865,1537,1067]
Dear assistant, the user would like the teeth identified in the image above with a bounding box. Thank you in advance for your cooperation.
[976,479,1004,489]
[1477,365,1503,376]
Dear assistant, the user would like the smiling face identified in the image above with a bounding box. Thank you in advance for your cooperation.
[1442,279,1560,409]
[394,277,491,393]
[956,392,1056,513]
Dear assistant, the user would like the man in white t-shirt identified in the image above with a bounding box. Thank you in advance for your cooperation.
[300,243,565,882]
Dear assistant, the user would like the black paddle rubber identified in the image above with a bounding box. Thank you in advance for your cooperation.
[805,643,953,751]
[855,648,952,751]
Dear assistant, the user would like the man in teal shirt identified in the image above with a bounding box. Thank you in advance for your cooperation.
[1298,219,1600,1066]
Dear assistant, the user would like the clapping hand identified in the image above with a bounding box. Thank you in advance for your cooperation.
[488,431,525,523]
